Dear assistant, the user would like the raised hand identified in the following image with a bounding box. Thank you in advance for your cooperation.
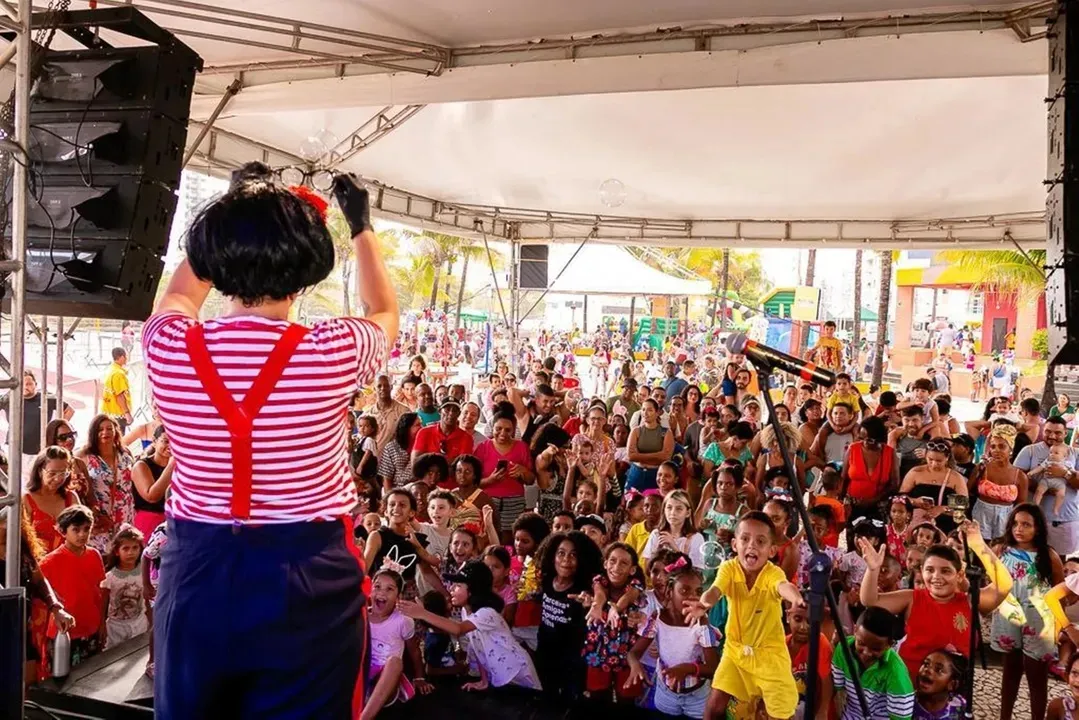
[331,173,373,236]
[682,600,709,625]
[858,537,885,571]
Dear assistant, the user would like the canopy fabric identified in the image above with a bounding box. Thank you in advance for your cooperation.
[59,0,1052,248]
[543,245,712,296]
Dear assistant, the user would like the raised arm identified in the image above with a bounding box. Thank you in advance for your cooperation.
[332,175,399,342]
[153,259,212,319]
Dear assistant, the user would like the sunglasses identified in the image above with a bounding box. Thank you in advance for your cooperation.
[56,432,77,443]
[926,440,951,453]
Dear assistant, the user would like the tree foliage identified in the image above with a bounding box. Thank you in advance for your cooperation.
[632,247,772,307]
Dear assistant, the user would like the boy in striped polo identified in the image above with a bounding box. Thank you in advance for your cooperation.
[830,606,915,720]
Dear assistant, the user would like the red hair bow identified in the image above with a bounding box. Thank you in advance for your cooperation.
[288,185,329,223]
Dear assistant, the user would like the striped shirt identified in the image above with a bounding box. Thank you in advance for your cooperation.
[831,637,914,720]
[143,312,386,524]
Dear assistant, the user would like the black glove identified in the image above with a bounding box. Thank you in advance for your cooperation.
[332,173,373,236]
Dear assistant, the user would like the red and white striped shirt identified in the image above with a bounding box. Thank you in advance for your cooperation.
[142,312,386,524]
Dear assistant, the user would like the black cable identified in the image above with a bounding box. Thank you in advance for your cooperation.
[22,700,64,720]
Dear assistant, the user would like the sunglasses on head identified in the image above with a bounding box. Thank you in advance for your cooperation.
[926,440,951,453]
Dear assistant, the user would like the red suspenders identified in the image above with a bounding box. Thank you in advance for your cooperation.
[184,323,309,522]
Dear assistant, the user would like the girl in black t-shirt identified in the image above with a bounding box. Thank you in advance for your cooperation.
[534,530,603,701]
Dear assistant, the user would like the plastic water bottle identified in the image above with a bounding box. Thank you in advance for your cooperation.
[53,629,71,678]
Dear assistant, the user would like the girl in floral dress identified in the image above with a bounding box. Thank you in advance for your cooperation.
[581,542,645,703]
[78,415,135,554]
[990,503,1064,720]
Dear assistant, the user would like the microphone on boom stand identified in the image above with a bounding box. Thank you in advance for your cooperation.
[740,349,871,719]
[944,494,985,720]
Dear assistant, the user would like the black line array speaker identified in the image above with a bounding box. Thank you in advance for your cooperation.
[1049,1,1079,365]
[5,7,202,320]
[0,588,25,720]
[519,245,548,290]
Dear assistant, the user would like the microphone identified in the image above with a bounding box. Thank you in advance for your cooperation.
[725,333,836,388]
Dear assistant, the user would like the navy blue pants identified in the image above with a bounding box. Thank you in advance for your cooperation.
[154,518,367,720]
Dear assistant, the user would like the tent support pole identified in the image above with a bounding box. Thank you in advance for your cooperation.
[183,78,242,168]
[629,297,636,354]
[519,235,591,325]
[509,238,520,367]
[720,248,730,332]
[583,295,588,334]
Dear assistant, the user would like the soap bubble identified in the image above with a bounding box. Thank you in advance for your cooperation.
[598,178,626,208]
[298,135,326,162]
[314,128,339,152]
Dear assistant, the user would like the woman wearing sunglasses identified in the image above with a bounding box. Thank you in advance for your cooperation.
[898,438,970,534]
[841,416,900,548]
[45,419,92,507]
[23,445,80,552]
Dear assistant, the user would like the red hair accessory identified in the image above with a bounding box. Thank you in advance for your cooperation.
[288,185,329,223]
[459,522,482,538]
[664,556,689,573]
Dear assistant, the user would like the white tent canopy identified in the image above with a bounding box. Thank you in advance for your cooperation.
[50,0,1054,249]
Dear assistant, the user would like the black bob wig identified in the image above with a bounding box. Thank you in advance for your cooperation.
[186,162,335,306]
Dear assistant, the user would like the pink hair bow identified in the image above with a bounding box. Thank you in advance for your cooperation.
[664,556,689,573]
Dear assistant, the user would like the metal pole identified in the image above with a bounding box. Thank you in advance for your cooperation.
[628,296,636,354]
[182,78,242,168]
[720,248,730,332]
[56,317,64,415]
[5,0,32,606]
[509,238,520,369]
[39,314,47,452]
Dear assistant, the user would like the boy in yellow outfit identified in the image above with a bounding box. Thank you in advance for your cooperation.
[685,511,802,720]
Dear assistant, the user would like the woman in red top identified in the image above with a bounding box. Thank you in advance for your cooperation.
[859,521,1013,679]
[23,446,81,552]
[145,166,398,720]
[841,416,899,548]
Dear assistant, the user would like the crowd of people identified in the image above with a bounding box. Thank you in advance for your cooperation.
[4,165,1079,720]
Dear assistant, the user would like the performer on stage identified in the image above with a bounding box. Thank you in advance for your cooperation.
[143,163,398,719]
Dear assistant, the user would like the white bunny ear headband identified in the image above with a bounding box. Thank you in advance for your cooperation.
[382,544,416,575]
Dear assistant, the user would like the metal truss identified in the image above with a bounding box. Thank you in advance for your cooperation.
[174,2,1054,80]
[64,0,449,75]
[1,7,32,707]
[320,104,426,169]
[186,123,1047,250]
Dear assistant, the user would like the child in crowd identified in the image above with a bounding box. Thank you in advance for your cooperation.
[888,496,914,570]
[355,415,379,482]
[362,569,430,720]
[483,546,516,607]
[415,489,457,595]
[989,504,1063,720]
[655,461,680,496]
[419,591,466,680]
[828,606,915,720]
[1048,655,1079,720]
[576,514,608,548]
[616,491,646,541]
[535,531,604,701]
[575,480,600,513]
[786,593,834,720]
[363,512,383,536]
[1031,443,1073,516]
[401,560,542,691]
[444,526,480,577]
[101,525,148,648]
[626,558,719,719]
[685,511,804,720]
[566,437,605,504]
[763,498,799,580]
[141,520,167,676]
[642,490,706,568]
[625,491,663,571]
[365,488,438,599]
[859,520,1013,680]
[809,466,846,547]
[909,522,946,550]
[913,648,968,720]
[582,542,644,702]
[39,505,106,667]
[506,512,549,650]
[1051,557,1079,676]
[551,510,576,535]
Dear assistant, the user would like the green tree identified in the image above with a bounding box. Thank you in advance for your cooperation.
[631,247,772,311]
[852,249,863,351]
[871,250,894,387]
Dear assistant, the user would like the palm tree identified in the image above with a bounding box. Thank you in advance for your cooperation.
[796,248,817,357]
[454,244,493,328]
[871,250,893,387]
[852,249,863,354]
